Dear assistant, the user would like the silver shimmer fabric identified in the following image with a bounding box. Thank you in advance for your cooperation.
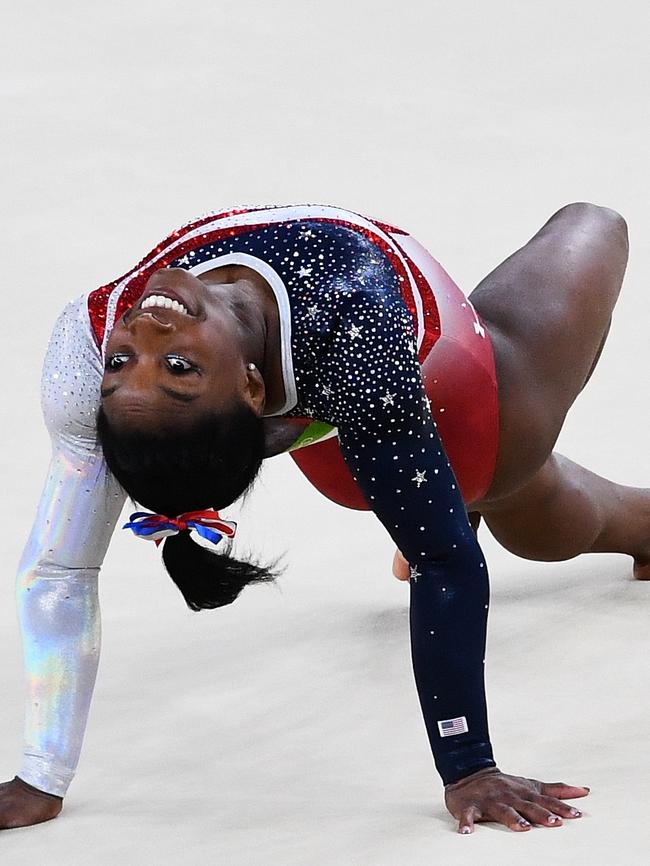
[16,298,125,796]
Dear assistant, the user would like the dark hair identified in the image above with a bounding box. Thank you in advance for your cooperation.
[96,402,280,611]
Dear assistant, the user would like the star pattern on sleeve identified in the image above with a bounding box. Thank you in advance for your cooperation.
[380,390,397,407]
[347,324,363,340]
[412,469,427,487]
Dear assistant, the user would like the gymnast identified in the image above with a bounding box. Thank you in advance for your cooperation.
[0,202,643,834]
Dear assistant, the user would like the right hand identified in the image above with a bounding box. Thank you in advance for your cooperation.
[444,767,589,833]
[0,777,63,829]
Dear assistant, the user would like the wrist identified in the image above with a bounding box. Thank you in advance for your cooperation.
[436,740,496,787]
[13,776,63,802]
[445,765,500,791]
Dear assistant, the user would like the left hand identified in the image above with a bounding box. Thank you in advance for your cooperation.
[392,548,410,580]
[444,766,589,833]
[0,777,63,830]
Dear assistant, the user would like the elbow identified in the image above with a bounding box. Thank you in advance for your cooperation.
[415,535,487,575]
[17,561,101,594]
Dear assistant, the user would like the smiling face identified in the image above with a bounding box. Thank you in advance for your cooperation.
[101,268,266,432]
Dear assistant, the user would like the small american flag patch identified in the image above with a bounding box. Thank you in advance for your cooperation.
[437,716,469,737]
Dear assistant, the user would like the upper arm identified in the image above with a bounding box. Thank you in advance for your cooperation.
[328,288,480,564]
[17,298,126,579]
[40,296,105,447]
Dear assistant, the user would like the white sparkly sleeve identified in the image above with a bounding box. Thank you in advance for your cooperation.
[15,297,126,797]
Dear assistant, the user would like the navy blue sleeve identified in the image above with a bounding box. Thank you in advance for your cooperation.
[324,286,497,786]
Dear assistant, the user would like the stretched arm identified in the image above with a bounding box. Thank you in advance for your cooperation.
[323,284,495,785]
[339,409,495,785]
[2,298,125,830]
[331,276,589,832]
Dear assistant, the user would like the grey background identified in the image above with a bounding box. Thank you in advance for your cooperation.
[1,1,648,863]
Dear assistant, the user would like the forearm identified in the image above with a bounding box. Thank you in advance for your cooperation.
[16,562,101,797]
[339,426,496,787]
[13,441,124,798]
[408,548,495,786]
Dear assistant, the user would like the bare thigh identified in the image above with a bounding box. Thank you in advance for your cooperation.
[468,202,629,504]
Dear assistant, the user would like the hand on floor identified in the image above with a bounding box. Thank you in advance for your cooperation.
[0,777,63,830]
[444,766,589,834]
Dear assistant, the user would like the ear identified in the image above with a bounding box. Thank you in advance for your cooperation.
[243,364,266,415]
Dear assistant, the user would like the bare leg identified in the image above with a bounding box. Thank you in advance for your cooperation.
[481,453,650,575]
[394,203,647,580]
[467,202,650,576]
[471,202,629,499]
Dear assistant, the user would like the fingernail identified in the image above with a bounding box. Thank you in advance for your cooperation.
[548,815,561,824]
[582,786,590,792]
[460,826,471,835]
[518,818,530,827]
[570,808,582,817]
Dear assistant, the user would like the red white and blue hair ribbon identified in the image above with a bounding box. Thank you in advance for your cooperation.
[123,509,237,547]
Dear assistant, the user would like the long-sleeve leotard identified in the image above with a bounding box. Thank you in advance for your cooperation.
[15,205,495,797]
[16,298,125,796]
[283,268,496,786]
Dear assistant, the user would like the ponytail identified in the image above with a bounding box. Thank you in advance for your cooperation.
[161,531,278,611]
[97,402,282,611]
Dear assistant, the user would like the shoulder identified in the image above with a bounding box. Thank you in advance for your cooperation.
[41,296,103,446]
[331,283,416,355]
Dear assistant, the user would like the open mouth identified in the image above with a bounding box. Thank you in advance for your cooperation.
[137,286,196,317]
[140,294,190,315]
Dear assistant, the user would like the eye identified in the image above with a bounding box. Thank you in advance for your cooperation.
[165,354,198,374]
[105,353,131,371]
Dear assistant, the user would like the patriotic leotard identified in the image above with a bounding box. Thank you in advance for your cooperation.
[16,205,497,797]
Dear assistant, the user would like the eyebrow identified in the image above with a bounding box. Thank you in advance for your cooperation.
[100,384,199,404]
[159,385,199,403]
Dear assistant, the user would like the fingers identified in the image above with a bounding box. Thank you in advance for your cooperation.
[511,799,565,827]
[540,782,591,799]
[496,793,585,831]
[392,549,410,580]
[458,805,479,834]
[491,801,572,832]
[457,796,583,835]
[458,803,533,834]
[449,772,590,835]
[492,804,533,832]
[533,793,583,819]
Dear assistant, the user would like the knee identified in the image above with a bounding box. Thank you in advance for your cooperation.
[556,201,628,243]
[549,203,629,265]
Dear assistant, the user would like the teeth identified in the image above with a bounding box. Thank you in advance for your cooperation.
[140,294,189,315]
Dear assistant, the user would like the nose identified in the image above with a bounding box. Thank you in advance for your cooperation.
[126,311,174,332]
